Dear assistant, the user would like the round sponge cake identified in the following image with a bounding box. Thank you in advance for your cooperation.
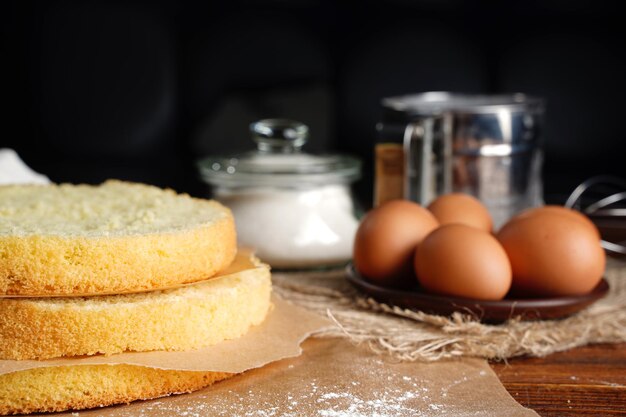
[0,255,271,360]
[0,180,237,296]
[0,364,234,415]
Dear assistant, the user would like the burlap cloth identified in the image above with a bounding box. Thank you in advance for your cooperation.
[272,259,626,362]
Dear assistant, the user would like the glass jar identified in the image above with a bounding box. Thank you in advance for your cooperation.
[198,119,361,269]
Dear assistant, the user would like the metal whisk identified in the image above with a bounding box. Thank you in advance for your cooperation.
[565,175,626,255]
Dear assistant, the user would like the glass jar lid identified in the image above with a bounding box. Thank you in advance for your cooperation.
[198,119,361,188]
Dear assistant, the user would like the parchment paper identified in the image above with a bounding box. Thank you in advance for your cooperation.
[44,338,539,417]
[0,296,330,375]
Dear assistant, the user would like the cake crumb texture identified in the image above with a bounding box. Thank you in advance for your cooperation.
[0,180,237,295]
[0,364,234,415]
[0,260,272,360]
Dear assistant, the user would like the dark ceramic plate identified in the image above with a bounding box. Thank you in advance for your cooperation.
[346,263,610,323]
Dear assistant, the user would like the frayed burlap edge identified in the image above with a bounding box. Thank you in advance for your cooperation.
[272,259,626,362]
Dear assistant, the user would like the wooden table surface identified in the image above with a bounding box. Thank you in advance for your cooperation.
[490,342,626,416]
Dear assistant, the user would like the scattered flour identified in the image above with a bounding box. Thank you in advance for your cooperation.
[65,371,457,417]
[62,348,500,417]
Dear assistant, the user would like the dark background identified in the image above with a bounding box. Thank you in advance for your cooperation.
[2,0,625,207]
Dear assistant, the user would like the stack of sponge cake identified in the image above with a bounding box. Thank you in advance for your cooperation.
[0,181,272,415]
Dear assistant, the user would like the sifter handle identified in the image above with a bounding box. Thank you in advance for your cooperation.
[402,114,453,205]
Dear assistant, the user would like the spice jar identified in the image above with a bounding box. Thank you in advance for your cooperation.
[198,119,361,269]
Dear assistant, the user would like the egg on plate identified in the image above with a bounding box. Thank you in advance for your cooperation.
[415,224,512,300]
[353,200,438,288]
[497,206,605,297]
[427,193,493,232]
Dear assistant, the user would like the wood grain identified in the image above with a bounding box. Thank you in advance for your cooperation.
[491,343,626,416]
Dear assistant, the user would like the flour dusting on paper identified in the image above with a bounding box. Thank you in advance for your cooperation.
[83,372,449,417]
[199,375,447,417]
[50,330,538,417]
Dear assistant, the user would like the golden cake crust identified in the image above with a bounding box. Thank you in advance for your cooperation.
[0,258,272,360]
[0,364,235,415]
[0,181,237,296]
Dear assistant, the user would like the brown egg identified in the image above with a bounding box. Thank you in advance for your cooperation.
[510,205,600,239]
[497,212,605,297]
[353,200,439,287]
[427,193,493,232]
[414,224,512,300]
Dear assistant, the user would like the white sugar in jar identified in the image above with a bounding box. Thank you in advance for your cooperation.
[198,119,361,269]
[214,185,358,268]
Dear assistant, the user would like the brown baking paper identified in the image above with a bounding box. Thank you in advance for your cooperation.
[45,338,538,417]
[0,296,330,375]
